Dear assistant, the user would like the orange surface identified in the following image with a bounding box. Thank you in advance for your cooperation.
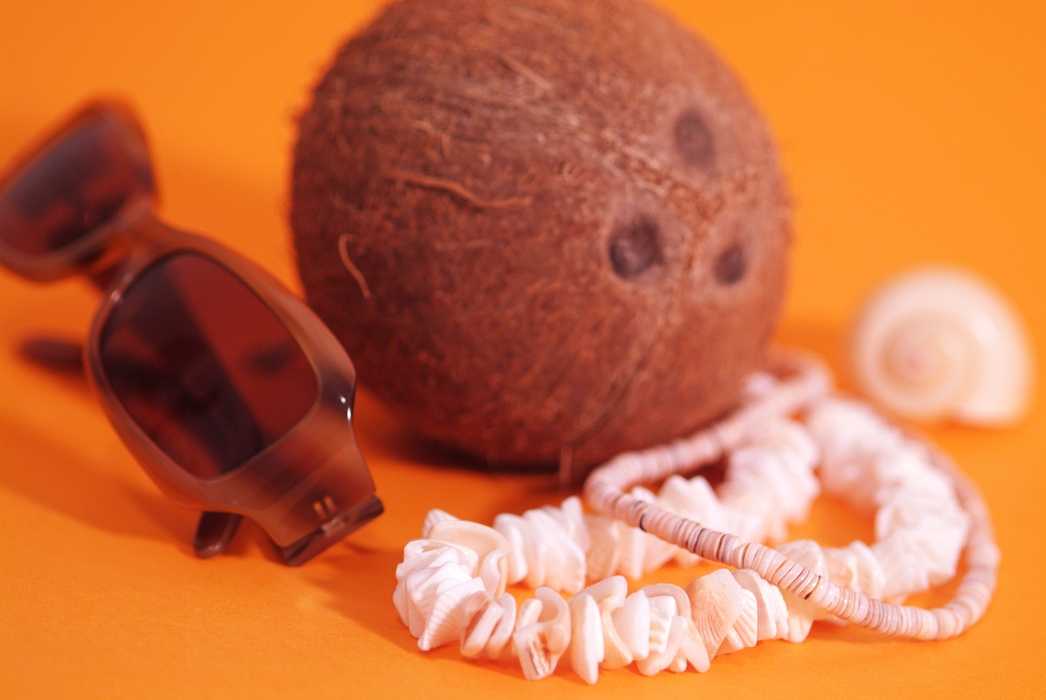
[1,1,1044,697]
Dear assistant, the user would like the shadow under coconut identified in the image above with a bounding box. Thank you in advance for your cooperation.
[351,385,561,475]
[352,315,854,474]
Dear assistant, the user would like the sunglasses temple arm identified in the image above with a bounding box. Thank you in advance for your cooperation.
[193,511,244,558]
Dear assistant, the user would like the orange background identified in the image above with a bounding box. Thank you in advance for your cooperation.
[1,1,1044,697]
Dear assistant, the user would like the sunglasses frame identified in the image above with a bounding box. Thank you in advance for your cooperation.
[0,101,383,565]
[0,102,155,282]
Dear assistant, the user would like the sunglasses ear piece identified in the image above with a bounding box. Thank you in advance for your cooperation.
[193,511,244,558]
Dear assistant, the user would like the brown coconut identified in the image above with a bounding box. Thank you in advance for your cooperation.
[291,0,791,478]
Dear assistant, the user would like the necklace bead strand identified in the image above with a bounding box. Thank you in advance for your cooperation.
[392,350,999,681]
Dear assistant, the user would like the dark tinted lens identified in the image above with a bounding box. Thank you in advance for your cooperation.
[0,110,152,256]
[100,252,318,479]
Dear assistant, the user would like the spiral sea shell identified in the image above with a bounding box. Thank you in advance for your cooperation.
[851,268,1033,425]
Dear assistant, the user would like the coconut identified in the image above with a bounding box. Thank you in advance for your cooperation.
[291,0,790,478]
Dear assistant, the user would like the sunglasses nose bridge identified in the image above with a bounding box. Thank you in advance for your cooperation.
[81,206,170,290]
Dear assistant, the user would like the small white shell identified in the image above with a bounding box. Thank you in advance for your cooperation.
[397,540,477,582]
[823,541,885,601]
[640,583,691,621]
[421,508,458,538]
[582,577,632,670]
[484,593,517,660]
[418,576,486,651]
[685,569,745,660]
[459,591,503,659]
[405,560,474,638]
[851,268,1033,425]
[493,513,535,585]
[872,531,933,601]
[610,591,651,661]
[525,508,586,594]
[614,523,648,580]
[658,475,723,531]
[584,576,628,607]
[678,618,711,673]
[513,588,571,680]
[731,569,788,641]
[717,589,757,654]
[428,520,511,597]
[775,540,829,642]
[394,543,472,628]
[613,488,676,579]
[599,607,633,670]
[667,622,689,673]
[582,514,621,582]
[556,496,591,552]
[636,614,687,676]
[646,605,673,656]
[567,593,603,684]
[515,597,543,633]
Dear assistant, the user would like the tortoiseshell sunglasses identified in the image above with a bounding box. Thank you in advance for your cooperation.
[0,101,383,565]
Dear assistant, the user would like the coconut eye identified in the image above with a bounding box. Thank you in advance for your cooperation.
[674,109,714,168]
[714,243,746,285]
[609,215,664,279]
[851,268,1034,425]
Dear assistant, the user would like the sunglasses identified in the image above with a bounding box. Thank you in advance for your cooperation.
[0,101,383,565]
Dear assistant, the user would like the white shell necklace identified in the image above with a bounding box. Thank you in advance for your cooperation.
[392,351,999,683]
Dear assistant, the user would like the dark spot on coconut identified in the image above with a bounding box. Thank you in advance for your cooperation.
[609,215,664,279]
[714,243,746,285]
[674,109,714,168]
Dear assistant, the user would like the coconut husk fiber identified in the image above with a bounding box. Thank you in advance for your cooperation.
[291,0,791,480]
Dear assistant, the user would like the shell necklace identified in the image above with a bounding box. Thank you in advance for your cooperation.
[392,351,999,683]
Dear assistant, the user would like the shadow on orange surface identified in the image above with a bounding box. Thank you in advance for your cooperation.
[308,540,605,684]
[0,419,196,549]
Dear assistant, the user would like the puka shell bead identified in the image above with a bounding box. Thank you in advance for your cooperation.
[774,540,829,642]
[419,576,487,650]
[422,508,458,538]
[685,569,746,660]
[851,268,1034,426]
[568,593,603,684]
[822,541,885,601]
[428,520,511,597]
[393,351,1000,681]
[611,591,652,661]
[581,577,633,670]
[483,593,517,660]
[460,591,504,659]
[402,559,474,639]
[717,589,758,654]
[731,569,789,641]
[513,587,571,680]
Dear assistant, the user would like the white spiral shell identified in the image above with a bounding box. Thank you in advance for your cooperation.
[851,268,1033,425]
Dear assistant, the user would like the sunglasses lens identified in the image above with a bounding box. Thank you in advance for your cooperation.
[99,252,318,479]
[0,108,152,257]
